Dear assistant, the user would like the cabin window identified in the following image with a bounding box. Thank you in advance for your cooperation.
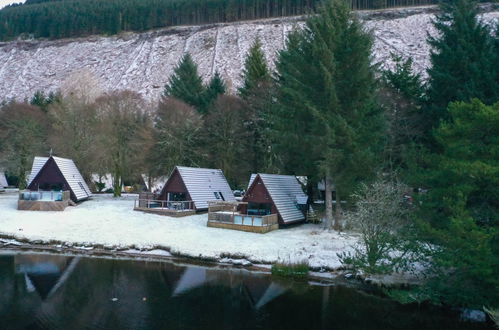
[168,192,187,201]
[247,202,272,216]
[39,183,63,191]
[213,192,225,201]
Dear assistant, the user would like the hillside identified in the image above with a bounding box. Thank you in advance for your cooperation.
[0,6,497,103]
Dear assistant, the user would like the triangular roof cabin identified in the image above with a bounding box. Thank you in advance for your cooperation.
[244,174,307,225]
[159,166,235,211]
[27,156,92,203]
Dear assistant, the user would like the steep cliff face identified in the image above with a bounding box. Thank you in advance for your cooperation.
[0,6,497,102]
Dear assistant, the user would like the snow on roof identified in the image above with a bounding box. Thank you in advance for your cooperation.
[248,173,307,224]
[176,166,235,210]
[28,156,92,201]
[0,171,7,187]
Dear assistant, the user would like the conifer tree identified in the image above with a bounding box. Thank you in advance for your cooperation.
[238,38,271,98]
[164,53,206,112]
[415,100,499,307]
[238,38,273,173]
[426,0,498,129]
[273,0,383,229]
[201,71,226,114]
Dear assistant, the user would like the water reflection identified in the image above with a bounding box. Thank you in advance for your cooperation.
[0,252,490,330]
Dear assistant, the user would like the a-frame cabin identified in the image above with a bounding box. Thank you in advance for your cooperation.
[242,174,308,225]
[27,156,92,203]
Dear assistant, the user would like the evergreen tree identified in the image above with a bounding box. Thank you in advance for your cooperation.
[238,38,273,173]
[273,0,383,229]
[201,71,226,114]
[164,53,206,112]
[426,0,498,129]
[415,100,499,308]
[238,38,270,98]
[380,54,425,171]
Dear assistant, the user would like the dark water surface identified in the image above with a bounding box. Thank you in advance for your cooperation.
[0,251,490,330]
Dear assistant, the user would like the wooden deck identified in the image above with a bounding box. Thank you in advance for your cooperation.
[133,198,196,217]
[18,191,70,211]
[207,201,279,233]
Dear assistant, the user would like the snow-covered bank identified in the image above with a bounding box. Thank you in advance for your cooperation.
[0,193,357,269]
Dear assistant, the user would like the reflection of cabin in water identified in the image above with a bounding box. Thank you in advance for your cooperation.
[14,254,80,300]
[19,156,92,211]
[171,265,288,309]
[134,166,235,217]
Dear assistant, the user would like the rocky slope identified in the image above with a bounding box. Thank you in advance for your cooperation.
[0,6,497,103]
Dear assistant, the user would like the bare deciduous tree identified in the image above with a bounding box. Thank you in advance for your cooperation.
[95,91,153,197]
[150,97,204,176]
[339,179,413,274]
[0,102,48,189]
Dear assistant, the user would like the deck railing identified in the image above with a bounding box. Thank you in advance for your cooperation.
[19,190,70,202]
[208,211,278,227]
[134,199,194,211]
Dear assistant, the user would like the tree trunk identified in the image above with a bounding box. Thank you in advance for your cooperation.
[324,175,333,230]
[334,188,342,231]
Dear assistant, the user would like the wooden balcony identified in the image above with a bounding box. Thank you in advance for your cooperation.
[133,198,196,217]
[18,190,71,211]
[207,201,279,233]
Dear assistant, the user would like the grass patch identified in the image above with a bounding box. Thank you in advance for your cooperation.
[271,260,309,279]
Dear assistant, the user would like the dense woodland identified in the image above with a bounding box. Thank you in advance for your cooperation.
[0,0,498,313]
[0,0,441,40]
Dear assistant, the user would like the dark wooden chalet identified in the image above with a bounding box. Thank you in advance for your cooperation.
[242,174,308,225]
[26,156,92,203]
[158,166,236,211]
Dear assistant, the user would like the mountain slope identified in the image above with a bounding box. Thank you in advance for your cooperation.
[0,7,497,102]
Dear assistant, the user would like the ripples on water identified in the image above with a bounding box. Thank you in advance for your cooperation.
[0,252,490,330]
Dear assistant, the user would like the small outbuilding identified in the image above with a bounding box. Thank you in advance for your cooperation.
[0,171,8,188]
[22,156,92,208]
[242,173,308,225]
[159,166,236,211]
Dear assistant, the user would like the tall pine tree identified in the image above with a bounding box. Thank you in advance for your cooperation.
[200,71,226,114]
[238,38,271,98]
[239,38,273,173]
[164,53,206,112]
[273,0,383,229]
[426,0,498,129]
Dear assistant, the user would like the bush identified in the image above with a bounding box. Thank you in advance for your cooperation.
[271,260,309,279]
[338,179,418,275]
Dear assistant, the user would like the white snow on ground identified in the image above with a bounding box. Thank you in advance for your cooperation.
[0,7,496,102]
[0,193,357,269]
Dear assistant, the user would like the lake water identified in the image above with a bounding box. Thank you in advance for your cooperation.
[0,251,490,330]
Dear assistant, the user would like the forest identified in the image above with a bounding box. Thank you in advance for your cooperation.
[0,0,497,313]
[0,0,439,40]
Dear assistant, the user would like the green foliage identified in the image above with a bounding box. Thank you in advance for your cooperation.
[94,181,106,193]
[271,260,309,279]
[426,0,499,129]
[239,38,274,173]
[415,100,499,308]
[273,0,384,200]
[0,0,437,41]
[164,53,206,112]
[30,90,60,112]
[380,54,426,170]
[201,71,226,114]
[238,38,270,98]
